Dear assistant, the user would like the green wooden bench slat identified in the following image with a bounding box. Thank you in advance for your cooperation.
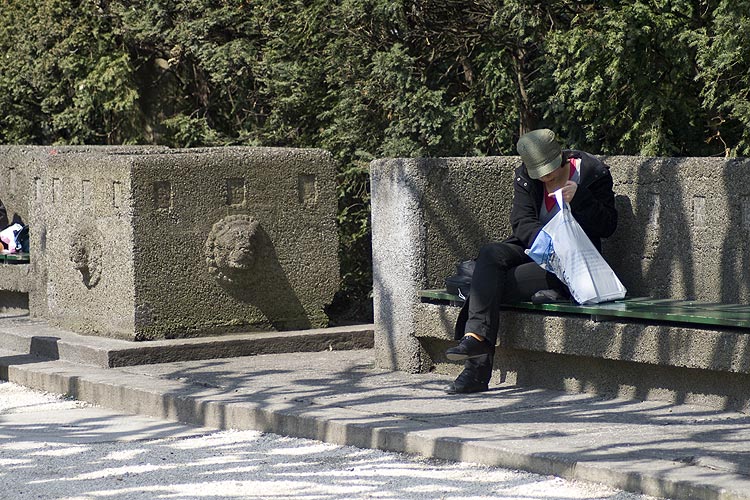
[419,289,463,302]
[0,252,30,263]
[418,289,750,329]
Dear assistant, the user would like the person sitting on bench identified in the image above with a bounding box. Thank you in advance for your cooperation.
[445,129,618,394]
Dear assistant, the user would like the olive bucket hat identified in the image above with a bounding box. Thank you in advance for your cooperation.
[516,129,562,180]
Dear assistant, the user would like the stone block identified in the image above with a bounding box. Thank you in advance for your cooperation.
[0,146,339,340]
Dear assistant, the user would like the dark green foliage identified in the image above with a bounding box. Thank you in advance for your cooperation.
[0,0,142,144]
[543,1,713,155]
[2,0,750,321]
[685,0,750,155]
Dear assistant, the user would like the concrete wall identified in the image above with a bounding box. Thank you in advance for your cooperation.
[0,147,42,312]
[370,155,750,406]
[603,156,750,303]
[0,146,339,340]
[128,147,339,339]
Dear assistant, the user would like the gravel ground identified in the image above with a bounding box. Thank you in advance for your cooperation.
[0,381,666,500]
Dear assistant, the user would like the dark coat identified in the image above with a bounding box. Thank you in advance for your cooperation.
[0,200,7,230]
[453,151,618,340]
[504,150,617,252]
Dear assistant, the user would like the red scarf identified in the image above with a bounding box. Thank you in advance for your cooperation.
[544,160,577,212]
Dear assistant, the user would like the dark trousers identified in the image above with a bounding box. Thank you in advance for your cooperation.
[458,241,566,384]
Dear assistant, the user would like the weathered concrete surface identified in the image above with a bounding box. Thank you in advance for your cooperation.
[0,146,170,322]
[370,159,431,374]
[127,147,339,339]
[2,346,750,500]
[0,146,339,340]
[372,156,750,308]
[0,315,372,368]
[370,155,750,404]
[0,263,31,293]
[370,156,531,372]
[42,150,138,338]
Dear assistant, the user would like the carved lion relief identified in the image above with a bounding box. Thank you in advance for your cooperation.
[69,226,103,288]
[204,215,264,285]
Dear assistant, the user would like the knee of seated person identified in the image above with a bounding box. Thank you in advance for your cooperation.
[477,243,500,260]
[478,242,515,264]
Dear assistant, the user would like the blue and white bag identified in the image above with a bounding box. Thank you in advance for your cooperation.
[526,190,626,304]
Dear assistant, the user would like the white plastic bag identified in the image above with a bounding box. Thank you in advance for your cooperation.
[0,223,23,254]
[526,190,626,304]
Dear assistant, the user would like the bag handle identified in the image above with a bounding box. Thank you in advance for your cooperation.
[553,188,573,222]
[553,188,565,210]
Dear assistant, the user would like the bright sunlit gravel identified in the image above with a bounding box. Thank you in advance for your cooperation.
[0,381,666,500]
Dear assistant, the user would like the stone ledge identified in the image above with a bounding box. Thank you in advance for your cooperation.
[0,317,374,368]
[0,264,31,293]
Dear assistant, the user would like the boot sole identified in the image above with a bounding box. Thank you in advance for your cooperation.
[445,383,489,394]
[445,351,491,361]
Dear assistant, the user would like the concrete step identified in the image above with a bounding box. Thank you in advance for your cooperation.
[1,347,749,500]
[0,316,373,368]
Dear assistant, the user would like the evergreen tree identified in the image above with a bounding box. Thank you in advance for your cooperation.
[2,0,750,320]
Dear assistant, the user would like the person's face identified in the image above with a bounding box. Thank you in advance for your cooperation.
[538,160,567,184]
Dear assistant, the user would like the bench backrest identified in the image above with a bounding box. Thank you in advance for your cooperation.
[371,156,750,309]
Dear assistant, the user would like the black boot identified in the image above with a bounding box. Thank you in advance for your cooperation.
[445,354,493,394]
[446,375,489,394]
[445,335,493,361]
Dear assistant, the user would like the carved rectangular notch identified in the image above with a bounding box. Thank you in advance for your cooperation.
[692,196,706,228]
[226,177,246,206]
[34,177,42,201]
[8,167,15,193]
[112,181,122,208]
[153,181,172,210]
[743,196,750,229]
[82,179,93,207]
[298,174,317,205]
[647,192,660,226]
[52,178,62,204]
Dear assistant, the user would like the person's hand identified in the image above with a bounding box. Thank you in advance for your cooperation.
[549,180,578,203]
